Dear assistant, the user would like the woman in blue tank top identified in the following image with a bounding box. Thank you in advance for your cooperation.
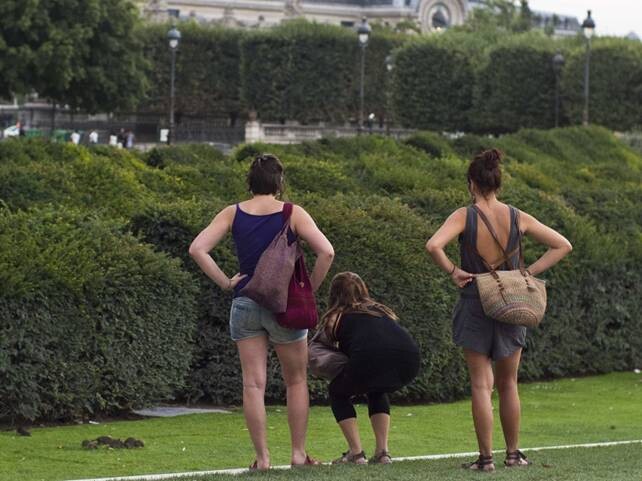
[189,154,335,470]
[426,149,572,471]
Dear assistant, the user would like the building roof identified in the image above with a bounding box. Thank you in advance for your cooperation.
[303,0,394,6]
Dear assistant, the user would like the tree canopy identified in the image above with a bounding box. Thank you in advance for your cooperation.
[0,0,147,112]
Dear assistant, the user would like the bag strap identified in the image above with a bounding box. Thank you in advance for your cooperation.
[472,205,522,272]
[513,207,526,272]
[282,202,293,222]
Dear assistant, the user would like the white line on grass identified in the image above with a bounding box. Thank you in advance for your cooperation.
[66,439,642,481]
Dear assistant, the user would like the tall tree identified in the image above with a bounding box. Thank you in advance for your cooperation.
[461,0,533,34]
[0,0,147,112]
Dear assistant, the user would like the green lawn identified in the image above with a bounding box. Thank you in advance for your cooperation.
[1,372,640,481]
[187,444,642,481]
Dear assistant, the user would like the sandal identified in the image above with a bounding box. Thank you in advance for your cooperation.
[462,454,495,472]
[332,450,367,465]
[369,450,392,465]
[291,454,321,467]
[248,460,270,471]
[504,450,531,467]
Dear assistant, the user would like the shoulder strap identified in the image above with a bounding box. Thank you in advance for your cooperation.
[472,205,520,271]
[511,206,526,272]
[282,202,293,221]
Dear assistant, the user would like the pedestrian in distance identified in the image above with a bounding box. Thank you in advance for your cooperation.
[125,129,134,149]
[426,148,572,471]
[70,130,81,145]
[89,130,99,144]
[117,128,126,148]
[189,154,334,470]
[321,272,420,466]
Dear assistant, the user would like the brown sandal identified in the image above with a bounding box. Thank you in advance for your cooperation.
[332,450,367,465]
[504,450,531,467]
[248,460,270,471]
[369,450,392,465]
[463,454,495,472]
[291,454,321,467]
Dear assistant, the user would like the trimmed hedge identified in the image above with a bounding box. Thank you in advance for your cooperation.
[0,207,197,422]
[1,126,640,417]
[561,37,642,131]
[240,21,358,123]
[391,36,474,131]
[135,22,641,132]
[472,34,560,134]
[139,23,244,121]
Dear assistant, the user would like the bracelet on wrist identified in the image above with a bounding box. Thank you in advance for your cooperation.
[226,278,232,290]
[449,263,457,275]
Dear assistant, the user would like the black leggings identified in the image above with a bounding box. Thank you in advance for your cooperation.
[329,369,390,422]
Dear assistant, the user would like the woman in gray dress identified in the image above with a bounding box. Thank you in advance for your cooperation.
[426,149,572,471]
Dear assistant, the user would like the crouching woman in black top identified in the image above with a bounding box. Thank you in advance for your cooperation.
[323,272,421,465]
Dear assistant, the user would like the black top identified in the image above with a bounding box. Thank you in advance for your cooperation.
[459,205,521,297]
[335,311,419,357]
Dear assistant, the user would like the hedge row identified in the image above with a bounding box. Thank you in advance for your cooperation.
[0,207,197,422]
[1,127,640,418]
[137,22,642,132]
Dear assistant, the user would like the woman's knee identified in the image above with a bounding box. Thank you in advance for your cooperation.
[495,375,518,395]
[243,378,267,392]
[470,377,494,396]
[367,392,390,417]
[282,367,308,388]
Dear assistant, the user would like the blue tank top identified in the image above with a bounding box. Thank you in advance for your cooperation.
[231,204,297,297]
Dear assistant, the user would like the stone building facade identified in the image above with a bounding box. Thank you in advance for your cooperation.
[142,0,580,35]
[143,0,471,33]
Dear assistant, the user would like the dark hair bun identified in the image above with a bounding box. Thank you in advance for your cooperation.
[467,148,503,196]
[480,149,502,170]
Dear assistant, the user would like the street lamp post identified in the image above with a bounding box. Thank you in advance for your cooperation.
[581,10,595,126]
[167,26,181,144]
[385,54,394,134]
[357,17,371,133]
[552,52,565,128]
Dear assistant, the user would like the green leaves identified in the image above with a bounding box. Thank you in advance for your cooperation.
[0,0,147,113]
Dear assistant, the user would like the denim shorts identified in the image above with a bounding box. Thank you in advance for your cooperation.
[229,296,307,344]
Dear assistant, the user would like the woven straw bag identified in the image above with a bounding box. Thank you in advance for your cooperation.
[473,206,547,328]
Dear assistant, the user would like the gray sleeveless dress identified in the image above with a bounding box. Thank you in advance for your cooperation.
[452,205,527,360]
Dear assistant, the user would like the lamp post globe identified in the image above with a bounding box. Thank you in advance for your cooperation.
[357,17,371,46]
[357,17,371,133]
[167,27,181,144]
[552,52,565,128]
[580,10,595,126]
[581,10,595,39]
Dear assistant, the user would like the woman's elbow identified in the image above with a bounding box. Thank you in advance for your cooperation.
[564,240,573,254]
[188,242,201,258]
[323,245,335,262]
[426,239,439,255]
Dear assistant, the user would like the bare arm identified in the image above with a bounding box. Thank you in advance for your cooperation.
[188,206,246,290]
[425,208,473,288]
[520,211,572,276]
[291,205,334,292]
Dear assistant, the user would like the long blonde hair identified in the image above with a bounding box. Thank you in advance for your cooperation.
[322,272,398,338]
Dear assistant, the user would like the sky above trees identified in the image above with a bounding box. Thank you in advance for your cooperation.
[527,0,641,38]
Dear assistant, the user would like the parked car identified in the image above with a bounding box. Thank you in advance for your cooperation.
[2,125,20,138]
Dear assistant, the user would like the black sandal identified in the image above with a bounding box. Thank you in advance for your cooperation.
[462,454,495,471]
[504,450,531,467]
